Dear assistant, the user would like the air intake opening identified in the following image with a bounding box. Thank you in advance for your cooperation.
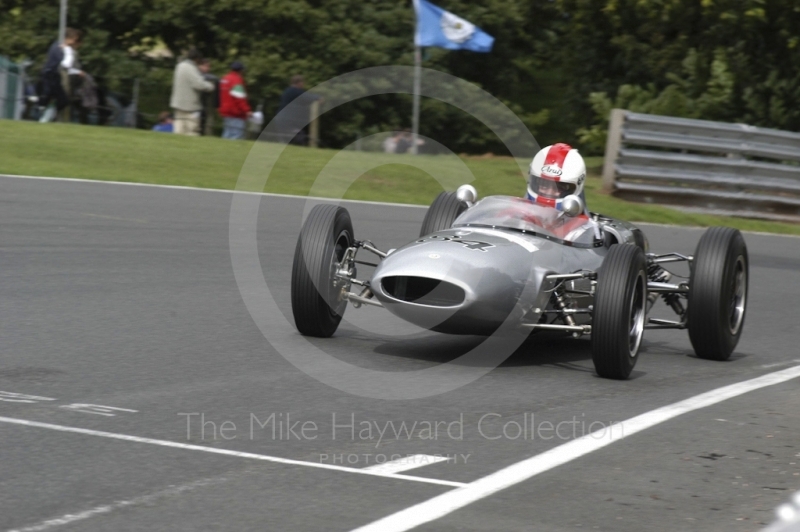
[381,276,465,307]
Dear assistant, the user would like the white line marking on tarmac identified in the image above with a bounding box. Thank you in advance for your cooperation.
[0,391,56,403]
[760,359,800,369]
[58,404,138,416]
[635,221,800,239]
[352,365,800,532]
[0,173,428,209]
[3,174,799,238]
[0,416,465,489]
[7,476,229,532]
[364,455,450,474]
[82,212,149,224]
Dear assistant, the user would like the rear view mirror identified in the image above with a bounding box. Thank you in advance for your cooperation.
[562,195,584,217]
[456,184,477,205]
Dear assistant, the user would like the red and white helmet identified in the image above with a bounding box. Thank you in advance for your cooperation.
[526,143,586,210]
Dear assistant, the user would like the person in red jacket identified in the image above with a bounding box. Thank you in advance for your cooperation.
[218,61,252,139]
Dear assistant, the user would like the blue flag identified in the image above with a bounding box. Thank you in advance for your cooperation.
[413,0,494,52]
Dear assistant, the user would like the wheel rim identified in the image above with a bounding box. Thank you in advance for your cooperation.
[327,230,351,316]
[628,272,646,357]
[728,256,747,335]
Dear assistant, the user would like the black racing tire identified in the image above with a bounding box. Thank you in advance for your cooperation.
[419,192,468,237]
[687,227,748,361]
[592,244,648,380]
[291,204,354,337]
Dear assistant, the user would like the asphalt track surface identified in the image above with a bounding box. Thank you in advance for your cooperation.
[0,174,798,531]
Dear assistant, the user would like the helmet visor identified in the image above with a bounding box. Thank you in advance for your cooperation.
[529,175,576,199]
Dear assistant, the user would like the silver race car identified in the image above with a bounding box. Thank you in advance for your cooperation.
[291,187,748,379]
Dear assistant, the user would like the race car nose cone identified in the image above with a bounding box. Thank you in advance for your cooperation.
[370,228,554,335]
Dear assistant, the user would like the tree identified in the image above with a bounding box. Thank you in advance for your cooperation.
[0,0,556,152]
[558,0,800,153]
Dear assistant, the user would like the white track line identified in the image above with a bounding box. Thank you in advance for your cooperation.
[0,173,427,209]
[635,221,800,239]
[761,359,800,369]
[364,454,450,474]
[2,173,797,238]
[352,365,800,532]
[0,416,465,489]
[8,476,229,532]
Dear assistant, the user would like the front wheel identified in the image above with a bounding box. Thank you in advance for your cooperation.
[687,227,748,361]
[592,244,648,380]
[419,192,468,237]
[291,204,354,337]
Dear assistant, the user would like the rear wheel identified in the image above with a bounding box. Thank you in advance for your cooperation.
[592,244,647,380]
[687,227,748,361]
[291,204,354,337]
[419,192,468,237]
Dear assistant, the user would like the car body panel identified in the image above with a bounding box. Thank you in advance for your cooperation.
[370,197,614,335]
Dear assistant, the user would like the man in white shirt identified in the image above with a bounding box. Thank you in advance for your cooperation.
[169,49,215,136]
[39,28,84,123]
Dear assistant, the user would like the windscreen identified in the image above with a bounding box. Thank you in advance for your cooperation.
[453,196,596,245]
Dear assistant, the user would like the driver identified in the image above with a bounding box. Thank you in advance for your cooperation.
[524,143,599,241]
[527,143,586,208]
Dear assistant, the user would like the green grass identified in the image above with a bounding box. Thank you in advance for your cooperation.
[1,120,798,236]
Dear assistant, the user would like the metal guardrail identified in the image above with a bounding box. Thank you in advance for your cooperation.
[602,109,800,222]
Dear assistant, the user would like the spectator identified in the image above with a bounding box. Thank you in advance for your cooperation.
[72,72,98,124]
[197,58,218,136]
[273,74,322,145]
[248,103,265,137]
[383,131,404,153]
[64,40,88,123]
[395,130,413,154]
[169,49,214,136]
[39,28,84,123]
[152,111,174,133]
[218,61,252,140]
[394,129,425,154]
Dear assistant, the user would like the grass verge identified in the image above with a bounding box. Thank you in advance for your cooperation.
[1,120,798,235]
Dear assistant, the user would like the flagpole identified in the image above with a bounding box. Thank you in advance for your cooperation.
[58,0,67,43]
[411,45,421,155]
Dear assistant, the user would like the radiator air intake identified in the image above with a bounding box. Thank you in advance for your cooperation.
[381,276,465,307]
